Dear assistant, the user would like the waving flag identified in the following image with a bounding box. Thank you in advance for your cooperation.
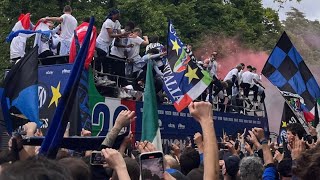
[1,46,40,133]
[163,21,212,112]
[262,32,320,123]
[40,17,95,158]
[141,61,162,151]
[69,22,97,69]
[33,21,51,55]
[6,13,50,42]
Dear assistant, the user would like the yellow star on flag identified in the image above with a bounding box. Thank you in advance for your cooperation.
[281,121,287,128]
[185,65,199,84]
[170,39,181,55]
[48,82,61,108]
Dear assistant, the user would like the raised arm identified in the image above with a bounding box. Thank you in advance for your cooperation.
[188,102,219,180]
[100,110,135,149]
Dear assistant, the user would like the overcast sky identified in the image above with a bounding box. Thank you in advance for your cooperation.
[262,0,320,21]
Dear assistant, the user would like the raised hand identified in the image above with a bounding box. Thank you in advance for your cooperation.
[135,141,156,153]
[114,110,136,128]
[291,136,306,160]
[188,101,213,124]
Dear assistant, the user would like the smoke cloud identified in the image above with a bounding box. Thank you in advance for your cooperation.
[193,35,286,134]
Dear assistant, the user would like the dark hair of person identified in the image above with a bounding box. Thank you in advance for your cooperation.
[125,21,135,32]
[63,5,72,13]
[0,156,73,180]
[293,144,320,179]
[124,157,140,180]
[147,48,160,54]
[149,35,159,43]
[179,147,200,175]
[59,157,91,180]
[277,158,292,178]
[83,17,90,23]
[240,63,245,67]
[286,123,305,139]
[107,9,120,19]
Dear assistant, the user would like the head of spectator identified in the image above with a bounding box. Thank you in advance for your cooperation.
[63,5,73,14]
[277,158,292,179]
[247,65,253,72]
[59,157,91,180]
[82,17,90,23]
[107,9,120,21]
[164,155,188,180]
[46,21,54,30]
[164,155,180,171]
[186,44,192,50]
[286,123,305,145]
[293,144,320,179]
[240,63,245,70]
[179,147,200,175]
[0,156,73,180]
[132,28,142,37]
[147,48,160,55]
[222,155,240,180]
[252,67,257,73]
[236,64,243,72]
[239,156,263,180]
[111,156,140,180]
[149,35,160,43]
[211,51,218,60]
[124,21,135,33]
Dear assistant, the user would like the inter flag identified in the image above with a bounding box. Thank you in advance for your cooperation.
[262,31,320,122]
[141,61,162,151]
[69,21,97,69]
[40,17,95,158]
[163,21,212,112]
[1,46,41,133]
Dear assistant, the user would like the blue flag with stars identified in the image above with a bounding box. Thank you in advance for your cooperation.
[163,21,212,112]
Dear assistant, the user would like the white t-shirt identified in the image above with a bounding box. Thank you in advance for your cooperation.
[208,60,218,77]
[224,68,239,82]
[253,73,261,83]
[10,36,27,59]
[96,19,121,51]
[60,14,77,40]
[126,36,144,61]
[241,71,255,84]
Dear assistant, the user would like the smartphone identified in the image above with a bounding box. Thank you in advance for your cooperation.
[90,151,105,166]
[140,151,164,180]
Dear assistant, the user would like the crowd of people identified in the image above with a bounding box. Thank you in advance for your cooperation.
[1,102,320,180]
[9,5,266,114]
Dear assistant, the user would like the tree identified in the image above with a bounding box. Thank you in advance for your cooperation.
[283,8,320,66]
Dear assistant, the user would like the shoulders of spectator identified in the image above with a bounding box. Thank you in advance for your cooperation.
[262,166,278,180]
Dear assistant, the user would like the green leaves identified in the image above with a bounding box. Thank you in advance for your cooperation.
[0,0,288,76]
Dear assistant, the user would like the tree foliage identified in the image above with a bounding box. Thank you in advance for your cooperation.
[283,8,320,66]
[0,0,287,75]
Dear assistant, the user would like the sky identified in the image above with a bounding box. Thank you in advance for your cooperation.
[262,0,320,21]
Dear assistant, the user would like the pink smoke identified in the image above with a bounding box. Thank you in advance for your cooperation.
[193,35,283,133]
[194,36,268,78]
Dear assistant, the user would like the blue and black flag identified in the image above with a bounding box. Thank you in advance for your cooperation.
[1,46,41,133]
[262,31,320,122]
[40,17,95,158]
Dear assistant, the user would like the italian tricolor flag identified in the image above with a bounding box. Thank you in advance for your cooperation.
[141,61,162,151]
